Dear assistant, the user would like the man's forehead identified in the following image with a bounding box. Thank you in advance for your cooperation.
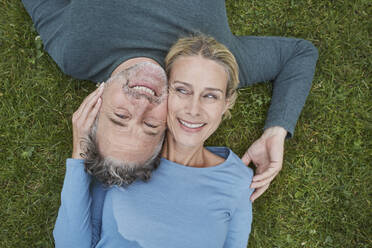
[96,129,161,163]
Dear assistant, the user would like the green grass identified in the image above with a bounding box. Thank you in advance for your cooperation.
[0,0,371,247]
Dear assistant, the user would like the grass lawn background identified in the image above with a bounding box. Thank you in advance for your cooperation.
[0,0,370,247]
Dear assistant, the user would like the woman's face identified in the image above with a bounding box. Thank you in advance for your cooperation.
[167,55,229,148]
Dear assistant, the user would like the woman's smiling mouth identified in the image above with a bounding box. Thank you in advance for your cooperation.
[178,118,206,131]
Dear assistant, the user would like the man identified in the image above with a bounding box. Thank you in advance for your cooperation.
[73,61,169,186]
[22,0,318,200]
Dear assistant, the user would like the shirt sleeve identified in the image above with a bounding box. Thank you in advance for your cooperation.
[232,36,318,137]
[223,188,254,248]
[90,178,107,247]
[53,159,94,248]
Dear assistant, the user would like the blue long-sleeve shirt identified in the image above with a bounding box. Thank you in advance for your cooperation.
[53,147,253,248]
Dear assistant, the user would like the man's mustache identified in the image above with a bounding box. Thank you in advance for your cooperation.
[122,81,168,104]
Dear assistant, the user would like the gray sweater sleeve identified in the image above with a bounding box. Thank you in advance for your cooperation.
[232,36,318,137]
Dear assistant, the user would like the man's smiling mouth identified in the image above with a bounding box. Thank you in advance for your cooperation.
[131,85,156,96]
[132,85,156,96]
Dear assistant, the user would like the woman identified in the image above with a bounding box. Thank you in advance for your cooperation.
[54,35,253,247]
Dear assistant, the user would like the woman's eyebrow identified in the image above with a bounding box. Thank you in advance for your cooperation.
[174,81,223,93]
[173,81,191,87]
[205,87,223,93]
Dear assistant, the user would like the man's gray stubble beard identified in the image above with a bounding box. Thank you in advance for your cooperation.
[119,61,168,105]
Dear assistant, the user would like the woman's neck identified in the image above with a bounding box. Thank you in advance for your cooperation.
[161,135,224,168]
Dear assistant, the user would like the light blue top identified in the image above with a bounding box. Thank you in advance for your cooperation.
[53,147,254,248]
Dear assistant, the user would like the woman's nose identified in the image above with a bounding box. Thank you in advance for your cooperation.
[186,96,201,116]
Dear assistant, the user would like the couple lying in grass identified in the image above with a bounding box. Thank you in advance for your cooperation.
[22,1,317,246]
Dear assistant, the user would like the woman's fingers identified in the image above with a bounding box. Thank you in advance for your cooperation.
[78,85,104,124]
[73,84,104,120]
[71,85,104,159]
[79,85,103,114]
[85,97,102,129]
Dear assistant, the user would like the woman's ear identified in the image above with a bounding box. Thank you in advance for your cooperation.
[222,90,237,119]
[223,99,230,114]
[221,99,231,120]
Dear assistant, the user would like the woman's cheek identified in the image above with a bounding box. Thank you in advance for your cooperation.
[167,93,177,110]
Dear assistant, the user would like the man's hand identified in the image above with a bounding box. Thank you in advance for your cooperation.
[241,126,287,202]
[71,84,104,159]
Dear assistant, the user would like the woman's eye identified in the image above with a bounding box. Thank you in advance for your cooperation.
[145,122,158,128]
[176,87,189,94]
[204,94,217,99]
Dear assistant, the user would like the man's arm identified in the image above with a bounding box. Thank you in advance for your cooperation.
[233,36,318,200]
[234,36,318,135]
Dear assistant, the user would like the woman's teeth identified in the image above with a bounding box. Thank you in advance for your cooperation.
[132,86,155,96]
[179,119,205,129]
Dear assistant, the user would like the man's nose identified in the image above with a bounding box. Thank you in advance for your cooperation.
[131,96,152,116]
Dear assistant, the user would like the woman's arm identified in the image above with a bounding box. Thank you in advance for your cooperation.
[223,188,254,248]
[90,178,106,247]
[53,159,94,248]
[54,85,104,247]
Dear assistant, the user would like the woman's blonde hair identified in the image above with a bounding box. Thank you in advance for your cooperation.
[165,34,239,119]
